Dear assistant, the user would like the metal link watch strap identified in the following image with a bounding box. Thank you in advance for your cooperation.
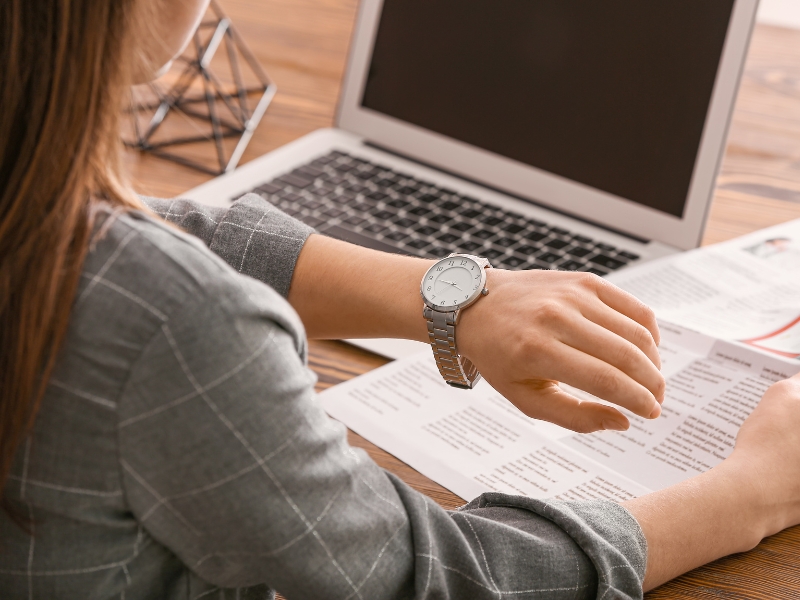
[423,306,481,389]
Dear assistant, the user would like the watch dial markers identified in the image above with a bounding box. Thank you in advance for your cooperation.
[422,256,483,309]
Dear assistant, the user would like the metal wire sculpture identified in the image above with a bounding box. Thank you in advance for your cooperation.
[124,0,276,176]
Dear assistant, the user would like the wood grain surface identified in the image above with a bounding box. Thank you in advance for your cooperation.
[122,2,800,597]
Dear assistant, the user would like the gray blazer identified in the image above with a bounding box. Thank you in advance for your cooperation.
[0,195,646,599]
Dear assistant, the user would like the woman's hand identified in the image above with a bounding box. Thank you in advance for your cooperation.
[624,372,800,591]
[457,268,665,433]
[289,235,664,433]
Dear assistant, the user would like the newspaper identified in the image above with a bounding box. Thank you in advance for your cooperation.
[608,219,800,359]
[320,219,800,501]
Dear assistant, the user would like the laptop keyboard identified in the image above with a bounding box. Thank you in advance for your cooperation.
[240,150,640,274]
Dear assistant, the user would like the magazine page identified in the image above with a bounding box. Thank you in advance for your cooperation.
[321,321,799,502]
[319,351,651,502]
[560,323,800,491]
[608,218,800,359]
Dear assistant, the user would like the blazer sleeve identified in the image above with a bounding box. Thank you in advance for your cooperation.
[116,266,647,600]
[140,195,314,298]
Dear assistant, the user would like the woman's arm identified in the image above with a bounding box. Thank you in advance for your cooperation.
[290,233,666,434]
[145,195,665,433]
[624,373,800,591]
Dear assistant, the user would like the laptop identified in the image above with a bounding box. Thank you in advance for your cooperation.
[185,0,759,359]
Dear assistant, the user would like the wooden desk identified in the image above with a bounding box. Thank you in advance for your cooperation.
[124,2,800,597]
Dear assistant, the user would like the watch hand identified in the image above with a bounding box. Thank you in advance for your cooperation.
[439,279,463,291]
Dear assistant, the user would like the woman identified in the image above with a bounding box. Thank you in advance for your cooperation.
[2,0,800,598]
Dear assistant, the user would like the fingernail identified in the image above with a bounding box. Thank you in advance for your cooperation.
[603,419,627,431]
[649,403,662,419]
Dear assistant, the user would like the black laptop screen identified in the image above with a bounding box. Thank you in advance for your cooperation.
[361,0,736,219]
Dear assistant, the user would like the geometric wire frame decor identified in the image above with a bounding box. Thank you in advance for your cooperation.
[123,0,276,176]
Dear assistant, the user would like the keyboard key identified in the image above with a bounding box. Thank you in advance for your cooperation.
[440,200,460,212]
[567,246,592,258]
[618,250,640,261]
[415,225,438,236]
[545,239,570,250]
[296,165,324,179]
[429,214,451,224]
[355,167,382,180]
[459,241,483,252]
[594,242,616,252]
[473,229,495,240]
[495,238,516,248]
[537,252,562,264]
[279,204,303,217]
[450,221,474,232]
[573,235,593,244]
[343,215,367,227]
[364,222,388,234]
[304,216,326,228]
[345,182,370,194]
[278,191,304,204]
[255,182,282,195]
[406,239,431,251]
[438,232,461,244]
[275,173,313,189]
[484,216,504,227]
[558,260,585,271]
[387,198,411,209]
[588,254,626,270]
[549,227,570,236]
[504,223,527,235]
[527,231,548,243]
[396,186,420,195]
[384,230,408,242]
[462,209,482,219]
[368,191,389,201]
[419,193,440,203]
[322,207,346,218]
[503,256,526,269]
[303,199,324,212]
[395,217,416,229]
[371,210,394,221]
[483,248,507,260]
[408,205,430,216]
[311,154,336,165]
[516,245,539,255]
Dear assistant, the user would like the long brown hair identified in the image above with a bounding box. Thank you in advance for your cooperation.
[0,0,144,504]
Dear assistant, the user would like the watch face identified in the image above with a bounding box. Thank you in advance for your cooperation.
[421,256,484,310]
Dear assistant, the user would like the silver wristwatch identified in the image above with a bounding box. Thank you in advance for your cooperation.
[420,254,492,389]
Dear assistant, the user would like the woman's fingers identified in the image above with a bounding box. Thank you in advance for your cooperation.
[504,380,630,433]
[534,342,662,418]
[590,275,661,346]
[559,317,666,404]
[581,298,662,370]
